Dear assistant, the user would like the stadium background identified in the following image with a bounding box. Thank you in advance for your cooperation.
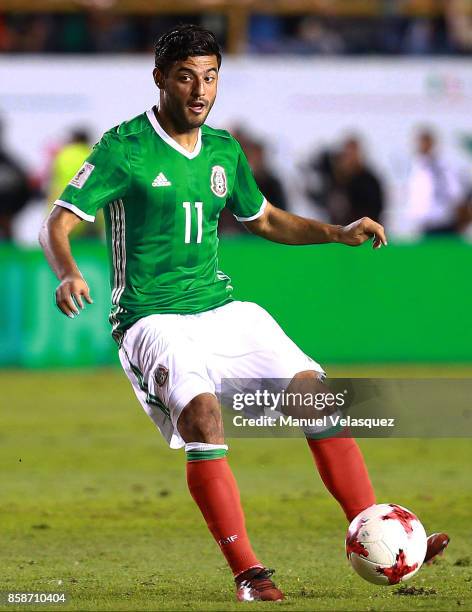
[1,2,472,611]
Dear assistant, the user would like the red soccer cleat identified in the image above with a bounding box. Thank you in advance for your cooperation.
[235,567,285,602]
[424,532,450,564]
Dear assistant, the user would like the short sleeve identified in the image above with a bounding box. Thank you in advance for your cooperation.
[226,143,266,222]
[54,130,130,222]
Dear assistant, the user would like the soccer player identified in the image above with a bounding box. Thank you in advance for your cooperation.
[39,24,449,602]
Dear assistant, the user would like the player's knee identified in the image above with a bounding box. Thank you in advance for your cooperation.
[289,369,326,395]
[177,393,224,444]
[291,369,324,382]
[286,370,332,419]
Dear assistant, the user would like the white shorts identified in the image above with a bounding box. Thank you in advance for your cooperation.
[119,301,324,449]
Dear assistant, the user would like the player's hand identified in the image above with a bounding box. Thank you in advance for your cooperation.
[55,274,93,318]
[338,217,387,249]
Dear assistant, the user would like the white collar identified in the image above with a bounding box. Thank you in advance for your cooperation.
[146,108,202,160]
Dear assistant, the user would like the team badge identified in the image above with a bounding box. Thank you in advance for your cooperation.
[210,165,227,198]
[69,162,95,189]
[154,364,169,387]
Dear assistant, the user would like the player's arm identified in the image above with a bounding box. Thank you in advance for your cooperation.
[39,130,129,317]
[243,201,387,249]
[227,142,387,248]
[39,206,93,318]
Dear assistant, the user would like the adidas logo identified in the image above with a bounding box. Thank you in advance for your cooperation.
[152,172,171,187]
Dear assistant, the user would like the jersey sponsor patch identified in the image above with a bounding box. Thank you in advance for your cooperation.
[154,364,169,387]
[69,162,95,189]
[210,165,227,198]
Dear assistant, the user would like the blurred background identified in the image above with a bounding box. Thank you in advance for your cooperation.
[1,0,472,368]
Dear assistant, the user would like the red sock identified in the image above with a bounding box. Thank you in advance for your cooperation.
[187,456,262,576]
[307,432,375,522]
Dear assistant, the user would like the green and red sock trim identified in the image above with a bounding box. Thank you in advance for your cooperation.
[185,442,229,462]
[186,448,228,461]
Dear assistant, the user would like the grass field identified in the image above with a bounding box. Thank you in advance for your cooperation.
[1,367,471,612]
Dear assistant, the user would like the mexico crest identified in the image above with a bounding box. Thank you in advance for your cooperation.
[210,165,227,198]
[154,364,169,387]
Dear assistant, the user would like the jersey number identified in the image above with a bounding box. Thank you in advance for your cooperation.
[182,201,203,244]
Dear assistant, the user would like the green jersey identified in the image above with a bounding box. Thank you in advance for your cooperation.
[56,109,265,343]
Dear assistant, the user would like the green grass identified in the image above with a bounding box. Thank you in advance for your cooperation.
[1,368,471,611]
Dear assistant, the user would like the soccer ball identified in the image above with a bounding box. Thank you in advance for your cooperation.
[345,503,427,585]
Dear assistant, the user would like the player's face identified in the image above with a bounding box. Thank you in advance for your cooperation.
[156,56,219,131]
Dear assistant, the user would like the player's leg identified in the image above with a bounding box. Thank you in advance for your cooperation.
[178,393,284,602]
[119,313,283,601]
[306,430,375,521]
[287,370,376,522]
[289,371,449,562]
[177,393,262,576]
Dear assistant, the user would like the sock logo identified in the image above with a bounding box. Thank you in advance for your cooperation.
[219,534,238,546]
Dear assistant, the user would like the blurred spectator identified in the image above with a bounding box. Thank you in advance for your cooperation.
[248,15,285,53]
[219,127,287,234]
[336,137,384,223]
[456,189,472,234]
[53,14,93,53]
[2,14,51,52]
[230,126,253,156]
[402,10,451,55]
[405,128,464,235]
[289,16,345,55]
[49,128,91,204]
[0,119,32,241]
[89,12,139,53]
[445,0,472,52]
[244,139,287,212]
[304,147,336,220]
[48,128,103,238]
[305,136,384,226]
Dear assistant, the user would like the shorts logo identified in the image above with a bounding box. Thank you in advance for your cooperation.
[154,364,169,387]
[210,165,227,198]
[69,162,95,189]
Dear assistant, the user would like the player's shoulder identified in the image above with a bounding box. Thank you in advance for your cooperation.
[202,124,232,140]
[98,111,152,148]
[202,124,240,151]
[116,111,151,138]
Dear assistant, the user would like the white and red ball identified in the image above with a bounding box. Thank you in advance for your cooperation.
[345,503,427,585]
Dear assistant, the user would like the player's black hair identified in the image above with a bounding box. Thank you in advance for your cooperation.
[154,24,222,75]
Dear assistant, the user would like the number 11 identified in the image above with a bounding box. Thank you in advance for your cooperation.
[183,201,203,244]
